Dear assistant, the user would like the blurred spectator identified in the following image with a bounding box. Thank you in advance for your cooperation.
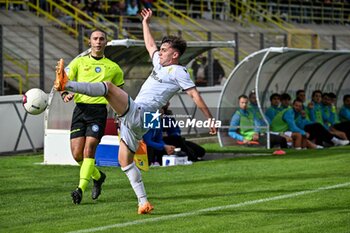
[339,94,350,122]
[141,0,153,9]
[205,58,225,85]
[118,0,126,16]
[106,1,121,22]
[55,0,81,26]
[193,56,208,86]
[126,0,140,22]
[82,0,94,18]
[91,0,104,15]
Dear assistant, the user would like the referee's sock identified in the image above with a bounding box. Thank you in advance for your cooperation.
[78,158,95,192]
[78,161,101,183]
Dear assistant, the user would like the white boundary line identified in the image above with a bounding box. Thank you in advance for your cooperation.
[67,182,350,233]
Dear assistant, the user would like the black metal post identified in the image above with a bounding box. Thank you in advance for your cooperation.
[39,26,45,91]
[78,25,84,54]
[283,34,288,47]
[234,32,239,66]
[260,32,265,49]
[332,35,336,50]
[112,26,118,39]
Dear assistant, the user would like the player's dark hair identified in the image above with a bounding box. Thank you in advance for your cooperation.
[90,28,107,39]
[238,94,248,100]
[328,92,337,99]
[322,92,330,98]
[161,35,187,56]
[343,94,350,102]
[280,93,291,101]
[270,93,280,102]
[312,90,322,98]
[293,98,303,105]
[296,89,305,96]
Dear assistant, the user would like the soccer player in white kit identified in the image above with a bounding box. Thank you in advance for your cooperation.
[54,8,217,214]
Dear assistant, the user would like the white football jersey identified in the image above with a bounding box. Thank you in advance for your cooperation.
[134,51,195,111]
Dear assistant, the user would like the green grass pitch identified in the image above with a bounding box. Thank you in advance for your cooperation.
[1,145,349,233]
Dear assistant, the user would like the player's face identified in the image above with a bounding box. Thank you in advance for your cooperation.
[312,92,322,103]
[322,96,331,106]
[293,101,303,112]
[344,97,350,107]
[271,96,280,106]
[297,92,306,102]
[281,99,290,107]
[249,94,257,105]
[159,43,179,66]
[89,31,107,56]
[239,97,248,110]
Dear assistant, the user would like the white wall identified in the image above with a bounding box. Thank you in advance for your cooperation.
[0,95,44,154]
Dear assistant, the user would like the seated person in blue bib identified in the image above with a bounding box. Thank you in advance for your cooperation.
[229,94,287,148]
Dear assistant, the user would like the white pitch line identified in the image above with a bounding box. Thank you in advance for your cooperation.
[67,182,350,233]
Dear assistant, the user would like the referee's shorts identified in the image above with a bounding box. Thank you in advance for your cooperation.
[70,103,107,140]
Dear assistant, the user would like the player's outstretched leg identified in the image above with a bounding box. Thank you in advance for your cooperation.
[92,170,106,200]
[54,58,107,96]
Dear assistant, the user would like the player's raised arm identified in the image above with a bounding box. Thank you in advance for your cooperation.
[140,8,158,58]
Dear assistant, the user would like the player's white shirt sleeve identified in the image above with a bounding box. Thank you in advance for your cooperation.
[135,51,195,111]
[153,51,195,90]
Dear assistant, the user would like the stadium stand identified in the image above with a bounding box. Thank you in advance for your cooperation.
[1,0,350,95]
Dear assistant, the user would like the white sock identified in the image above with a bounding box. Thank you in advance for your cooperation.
[66,81,108,96]
[121,162,148,205]
[331,137,339,143]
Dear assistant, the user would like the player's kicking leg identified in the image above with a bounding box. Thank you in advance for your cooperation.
[55,59,128,116]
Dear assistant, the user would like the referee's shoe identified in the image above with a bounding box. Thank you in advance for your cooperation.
[71,187,83,204]
[92,171,106,200]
